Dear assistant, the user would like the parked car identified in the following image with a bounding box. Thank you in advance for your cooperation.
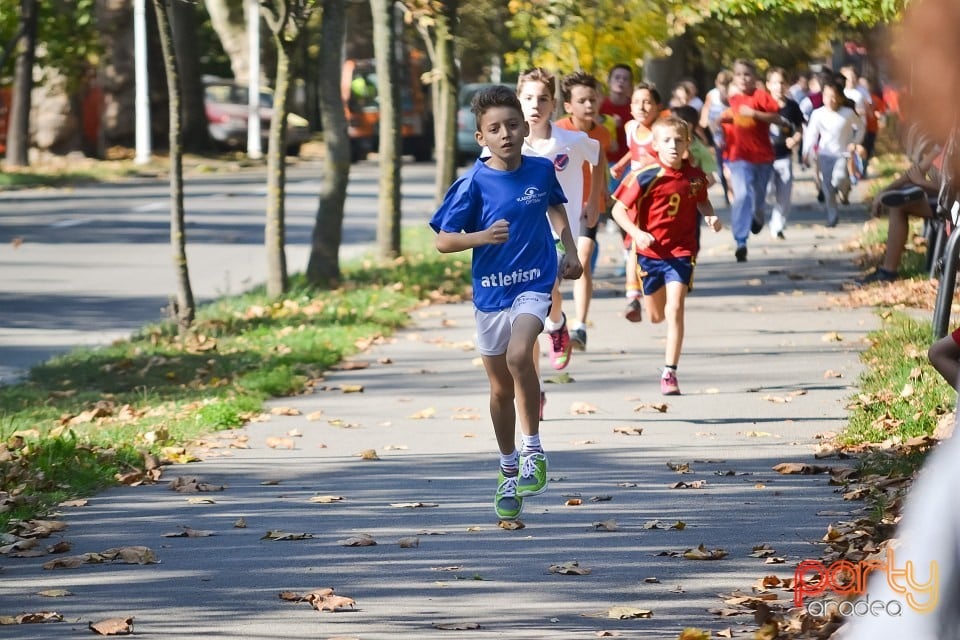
[203,77,311,156]
[456,82,513,165]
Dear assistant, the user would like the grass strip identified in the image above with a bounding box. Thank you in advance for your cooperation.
[0,230,470,531]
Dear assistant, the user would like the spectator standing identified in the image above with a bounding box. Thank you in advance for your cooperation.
[723,58,781,262]
[429,86,581,520]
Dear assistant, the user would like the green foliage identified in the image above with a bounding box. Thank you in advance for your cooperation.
[843,312,956,446]
[0,0,101,87]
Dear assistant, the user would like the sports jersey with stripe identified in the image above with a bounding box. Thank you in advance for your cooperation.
[612,159,711,260]
[429,156,567,312]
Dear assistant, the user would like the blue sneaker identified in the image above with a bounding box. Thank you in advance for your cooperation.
[494,470,523,520]
[517,451,548,497]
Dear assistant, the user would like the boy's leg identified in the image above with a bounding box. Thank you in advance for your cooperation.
[480,353,519,455]
[769,157,792,238]
[727,160,753,259]
[508,313,550,497]
[571,233,596,350]
[819,155,840,226]
[659,281,687,396]
[662,280,688,369]
[544,279,571,370]
[479,322,524,521]
[751,161,774,232]
[882,199,934,273]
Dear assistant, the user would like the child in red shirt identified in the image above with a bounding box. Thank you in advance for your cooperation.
[611,116,722,395]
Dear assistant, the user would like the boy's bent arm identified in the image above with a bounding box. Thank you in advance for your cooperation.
[611,201,653,249]
[697,200,722,232]
[435,220,509,253]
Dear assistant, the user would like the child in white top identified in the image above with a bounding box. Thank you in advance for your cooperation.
[515,68,599,391]
[802,81,865,226]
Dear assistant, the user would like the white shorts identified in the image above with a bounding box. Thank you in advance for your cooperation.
[475,291,551,356]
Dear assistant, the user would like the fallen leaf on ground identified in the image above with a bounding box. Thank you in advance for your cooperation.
[0,611,63,625]
[305,410,325,421]
[678,629,710,640]
[339,534,376,546]
[266,437,296,449]
[339,384,364,393]
[409,407,436,419]
[583,606,652,619]
[683,544,727,560]
[357,449,379,460]
[667,461,691,473]
[262,530,314,541]
[823,369,843,378]
[634,402,669,412]
[309,495,345,504]
[613,426,643,435]
[772,462,832,475]
[270,406,301,416]
[570,401,598,415]
[670,480,707,489]
[433,622,481,630]
[565,498,582,506]
[162,526,215,538]
[398,537,420,548]
[89,617,134,635]
[549,560,592,575]
[594,519,618,531]
[169,477,226,493]
[36,589,72,597]
[498,520,525,530]
[390,502,438,508]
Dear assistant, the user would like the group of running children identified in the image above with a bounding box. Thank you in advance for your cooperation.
[428,61,865,521]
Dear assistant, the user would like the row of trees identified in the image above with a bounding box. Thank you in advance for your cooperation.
[1,0,907,332]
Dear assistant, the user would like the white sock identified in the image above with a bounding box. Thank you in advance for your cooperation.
[521,434,542,453]
[500,450,519,473]
[544,313,565,332]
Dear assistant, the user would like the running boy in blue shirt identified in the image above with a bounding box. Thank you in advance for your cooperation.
[430,86,582,521]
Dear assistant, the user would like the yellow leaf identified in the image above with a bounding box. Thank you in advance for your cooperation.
[409,407,436,419]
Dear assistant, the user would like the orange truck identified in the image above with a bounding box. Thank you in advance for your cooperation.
[341,52,433,163]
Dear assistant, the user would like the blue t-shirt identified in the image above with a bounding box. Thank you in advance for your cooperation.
[429,156,567,312]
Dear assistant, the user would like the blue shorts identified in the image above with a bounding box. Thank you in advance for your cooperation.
[637,255,695,295]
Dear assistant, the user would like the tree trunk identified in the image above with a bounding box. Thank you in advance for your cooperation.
[171,0,214,152]
[306,0,350,288]
[433,0,458,203]
[204,0,249,82]
[371,0,401,258]
[263,7,290,298]
[5,0,38,167]
[153,0,195,330]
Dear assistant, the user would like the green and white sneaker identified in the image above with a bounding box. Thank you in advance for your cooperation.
[494,470,523,520]
[517,451,548,497]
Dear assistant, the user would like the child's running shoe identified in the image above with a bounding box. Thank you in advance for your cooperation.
[570,326,587,351]
[661,370,681,396]
[494,470,523,520]
[517,451,548,497]
[548,317,572,370]
[624,297,643,322]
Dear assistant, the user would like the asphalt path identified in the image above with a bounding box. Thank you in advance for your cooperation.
[0,166,884,638]
[0,158,438,383]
